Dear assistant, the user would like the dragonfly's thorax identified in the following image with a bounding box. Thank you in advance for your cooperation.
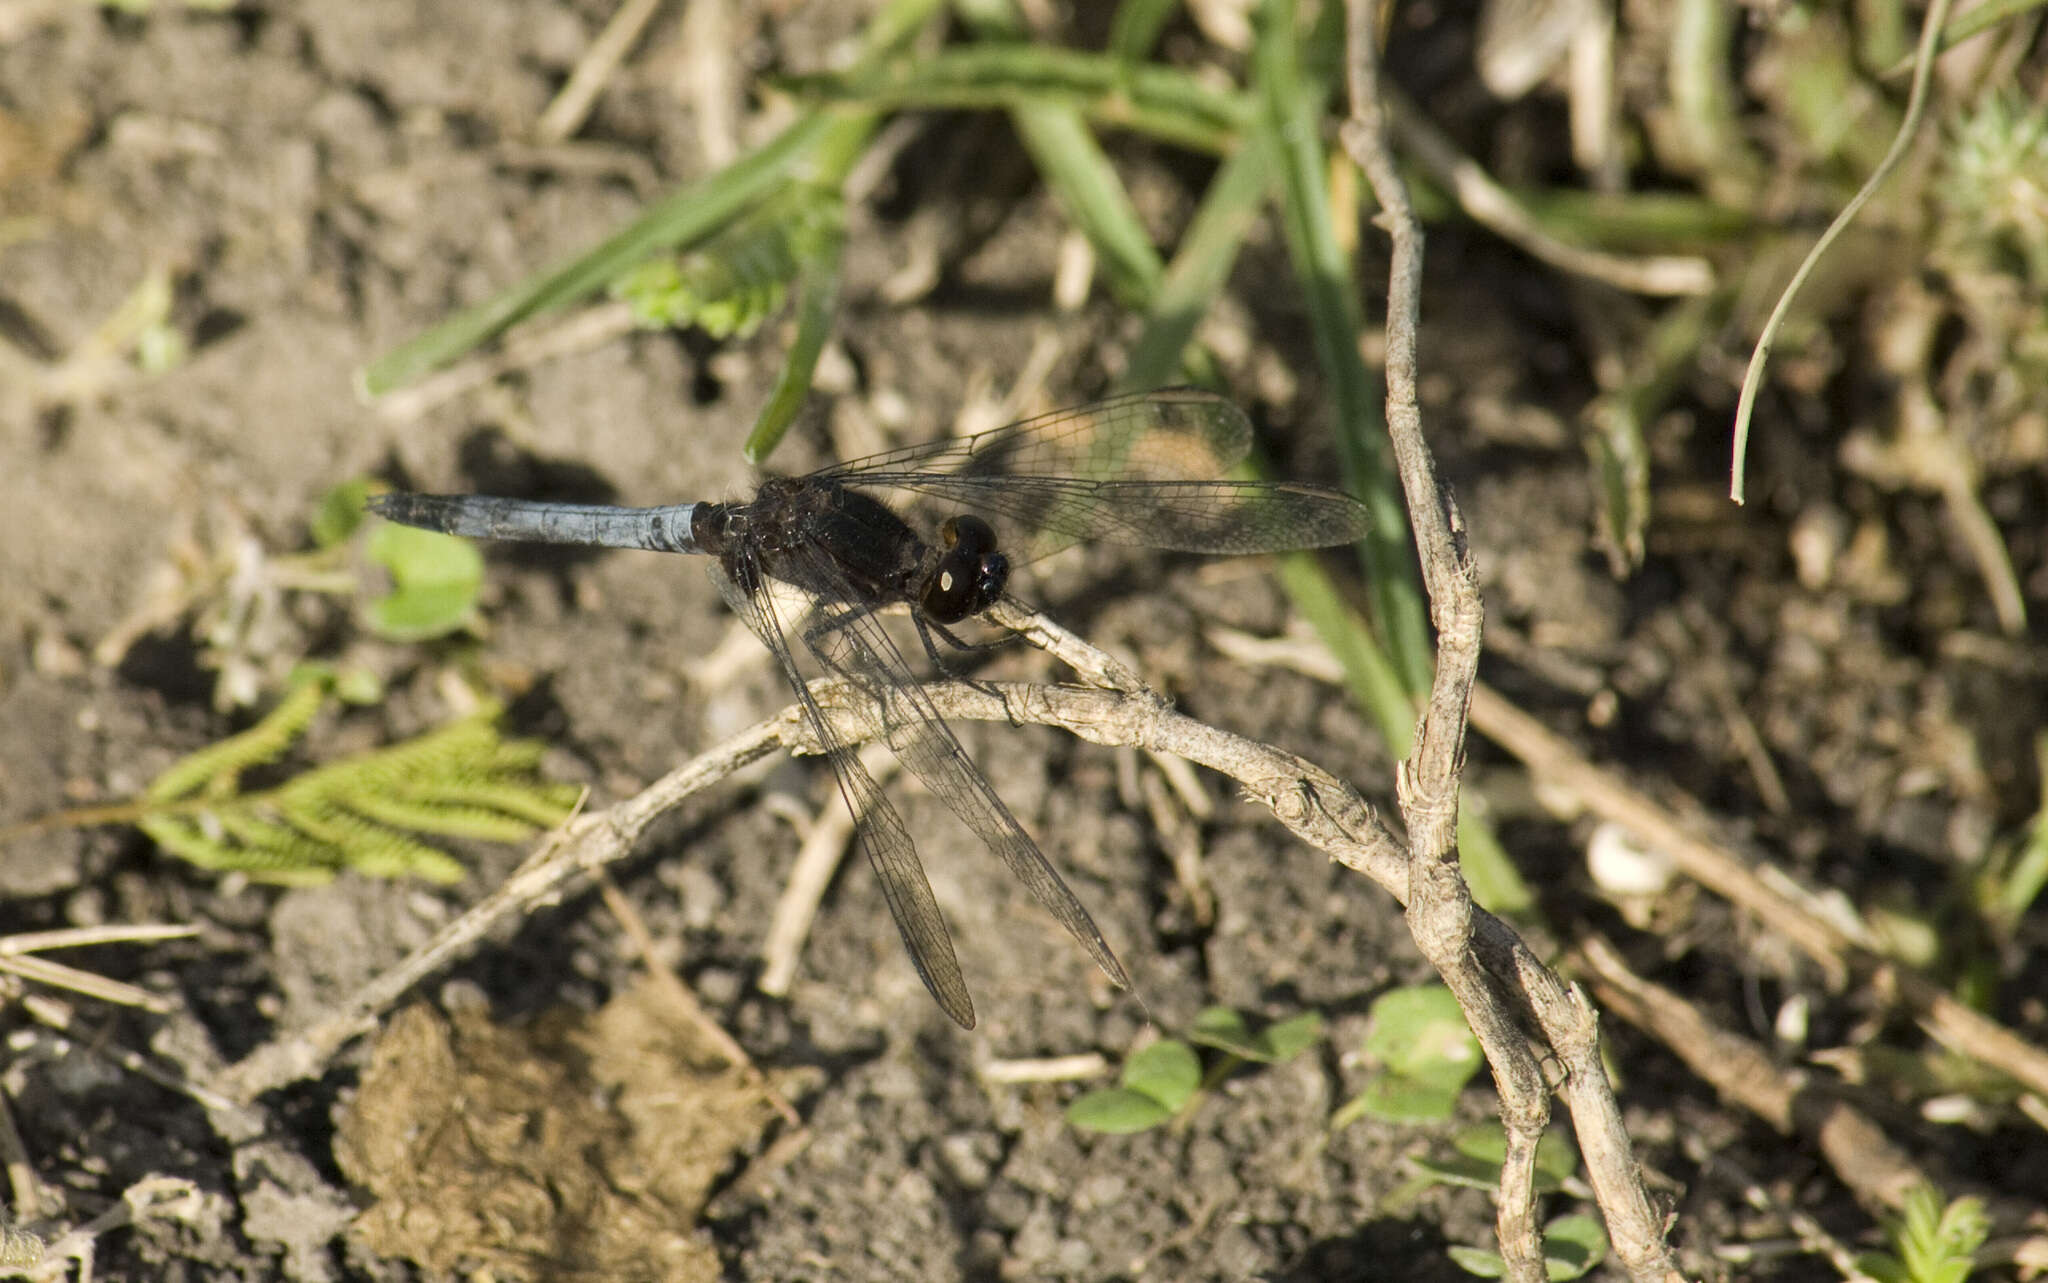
[706,476,973,613]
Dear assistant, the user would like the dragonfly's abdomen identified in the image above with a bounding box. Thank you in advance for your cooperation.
[367,493,707,553]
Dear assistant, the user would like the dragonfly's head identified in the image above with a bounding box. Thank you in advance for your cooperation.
[922,514,1008,624]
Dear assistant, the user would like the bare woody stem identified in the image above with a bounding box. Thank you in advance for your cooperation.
[1339,4,1681,1280]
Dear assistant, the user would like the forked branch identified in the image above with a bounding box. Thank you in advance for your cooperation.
[1340,4,1680,1280]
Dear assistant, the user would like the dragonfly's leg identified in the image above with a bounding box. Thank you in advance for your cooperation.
[802,603,862,645]
[912,618,1015,719]
[926,620,1010,655]
[800,603,986,688]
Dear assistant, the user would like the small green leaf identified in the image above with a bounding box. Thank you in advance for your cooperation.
[1446,1246,1506,1277]
[312,480,374,548]
[1188,1006,1323,1063]
[613,258,693,327]
[365,523,483,642]
[1410,1151,1507,1192]
[1541,1215,1608,1280]
[1534,1130,1581,1189]
[1187,1007,1256,1056]
[1363,985,1481,1083]
[1259,1010,1324,1061]
[369,583,480,642]
[1444,1217,1608,1282]
[1341,1071,1463,1124]
[1121,1039,1201,1107]
[1854,1252,1909,1283]
[367,522,484,591]
[1067,1087,1175,1134]
[1406,1125,1578,1193]
[1452,1122,1509,1164]
[1874,1186,1988,1283]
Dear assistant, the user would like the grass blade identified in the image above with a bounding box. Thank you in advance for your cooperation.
[784,43,1251,153]
[1010,107,1164,307]
[360,110,843,397]
[1254,0,1431,695]
[1119,130,1275,391]
[955,6,1168,309]
[745,219,847,461]
[1108,0,1179,60]
[360,0,945,396]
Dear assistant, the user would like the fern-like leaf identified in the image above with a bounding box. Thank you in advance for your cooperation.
[145,678,327,803]
[135,686,575,885]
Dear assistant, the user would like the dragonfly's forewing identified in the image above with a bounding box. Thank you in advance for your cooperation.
[821,388,1370,563]
[821,388,1252,484]
[708,559,978,1028]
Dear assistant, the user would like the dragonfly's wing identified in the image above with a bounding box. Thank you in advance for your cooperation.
[817,388,1369,564]
[707,558,976,1029]
[819,388,1253,483]
[782,544,1132,996]
[886,477,1373,564]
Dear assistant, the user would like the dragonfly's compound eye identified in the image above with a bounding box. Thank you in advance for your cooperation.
[923,515,1008,623]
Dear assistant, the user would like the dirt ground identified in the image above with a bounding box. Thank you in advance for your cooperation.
[2,2,2045,1281]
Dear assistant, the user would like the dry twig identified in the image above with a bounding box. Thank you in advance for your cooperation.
[1569,934,1930,1215]
[1386,91,1712,298]
[596,873,803,1127]
[1342,8,1679,1280]
[213,620,1399,1100]
[535,0,666,144]
[1470,681,2048,1100]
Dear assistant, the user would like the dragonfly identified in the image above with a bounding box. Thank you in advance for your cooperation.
[367,388,1372,1028]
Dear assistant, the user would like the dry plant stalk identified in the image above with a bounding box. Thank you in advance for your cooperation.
[1340,4,1678,1280]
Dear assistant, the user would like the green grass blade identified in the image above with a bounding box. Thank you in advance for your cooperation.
[744,219,847,462]
[1108,0,1179,59]
[1890,0,2048,72]
[359,110,844,396]
[1457,801,1532,915]
[1009,106,1163,307]
[1274,555,1534,914]
[1273,553,1411,753]
[359,0,943,395]
[954,7,1168,309]
[1253,0,1431,697]
[784,44,1251,153]
[1509,187,1754,249]
[1584,289,1734,574]
[1119,130,1275,391]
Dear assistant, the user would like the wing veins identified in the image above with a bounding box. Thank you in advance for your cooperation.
[707,558,976,1029]
[818,388,1250,483]
[846,477,1373,560]
[784,546,1131,992]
